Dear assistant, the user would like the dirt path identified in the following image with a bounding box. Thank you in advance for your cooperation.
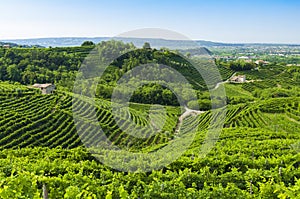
[175,106,205,133]
[213,72,237,90]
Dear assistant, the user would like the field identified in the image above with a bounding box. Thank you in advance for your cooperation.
[0,42,300,198]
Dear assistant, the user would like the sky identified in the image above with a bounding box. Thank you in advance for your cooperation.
[1,0,300,43]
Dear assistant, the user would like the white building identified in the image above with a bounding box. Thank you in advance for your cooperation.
[32,83,55,94]
[230,75,246,83]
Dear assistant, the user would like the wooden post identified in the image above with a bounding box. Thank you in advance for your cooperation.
[43,183,48,199]
[249,180,253,195]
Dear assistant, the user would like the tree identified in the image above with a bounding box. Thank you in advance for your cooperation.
[0,65,7,80]
[7,64,21,82]
[143,42,151,49]
[186,52,191,58]
[81,41,95,46]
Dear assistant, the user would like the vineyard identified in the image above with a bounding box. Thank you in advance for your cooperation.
[0,78,299,197]
[0,41,300,198]
[0,85,182,151]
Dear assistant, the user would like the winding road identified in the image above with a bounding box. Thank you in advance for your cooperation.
[174,106,205,133]
[213,72,237,90]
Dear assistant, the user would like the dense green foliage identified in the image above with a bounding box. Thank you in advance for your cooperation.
[219,59,257,71]
[91,46,232,106]
[0,46,93,90]
[0,41,234,107]
[0,145,296,199]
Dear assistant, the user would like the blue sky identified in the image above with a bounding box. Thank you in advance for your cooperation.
[1,0,300,43]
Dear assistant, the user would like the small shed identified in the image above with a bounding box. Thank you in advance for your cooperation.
[32,83,55,94]
[3,44,10,49]
[255,60,269,66]
[230,75,246,83]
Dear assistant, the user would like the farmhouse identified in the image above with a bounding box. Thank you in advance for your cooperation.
[238,56,249,60]
[3,44,10,49]
[32,83,55,94]
[230,75,246,83]
[255,60,269,65]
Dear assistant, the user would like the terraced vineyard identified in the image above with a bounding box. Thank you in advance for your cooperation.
[237,64,300,93]
[0,80,299,150]
[0,81,38,97]
[0,78,300,198]
[1,41,300,198]
[0,85,182,151]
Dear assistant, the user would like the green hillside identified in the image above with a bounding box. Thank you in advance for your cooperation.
[0,42,300,198]
[0,81,299,197]
[0,85,183,151]
[2,78,298,151]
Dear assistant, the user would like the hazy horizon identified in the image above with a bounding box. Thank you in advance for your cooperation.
[3,36,300,45]
[1,0,300,44]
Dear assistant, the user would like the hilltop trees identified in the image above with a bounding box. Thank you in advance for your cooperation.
[81,41,95,46]
[142,42,151,49]
[6,64,21,81]
[93,47,213,106]
[216,59,256,71]
[0,41,230,108]
[228,60,256,71]
[0,46,93,88]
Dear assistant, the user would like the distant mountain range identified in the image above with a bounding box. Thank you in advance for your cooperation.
[1,37,230,48]
[0,41,43,48]
[0,41,19,47]
[2,37,300,49]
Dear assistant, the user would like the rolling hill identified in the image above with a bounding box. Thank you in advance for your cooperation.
[0,42,300,197]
